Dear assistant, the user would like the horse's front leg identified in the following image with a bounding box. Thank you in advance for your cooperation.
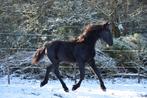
[40,65,53,87]
[89,59,106,91]
[72,62,85,91]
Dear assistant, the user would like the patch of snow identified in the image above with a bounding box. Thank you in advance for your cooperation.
[118,24,124,30]
[0,76,147,98]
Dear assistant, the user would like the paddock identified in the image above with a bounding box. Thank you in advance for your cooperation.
[0,76,147,98]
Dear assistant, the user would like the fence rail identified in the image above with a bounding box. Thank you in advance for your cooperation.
[0,47,146,52]
[0,48,37,51]
[0,33,53,37]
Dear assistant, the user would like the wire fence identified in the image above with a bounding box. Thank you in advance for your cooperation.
[1,48,147,85]
[0,33,147,84]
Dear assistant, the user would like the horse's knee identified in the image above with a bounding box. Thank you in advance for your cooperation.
[81,75,84,80]
[54,69,59,76]
[46,65,53,72]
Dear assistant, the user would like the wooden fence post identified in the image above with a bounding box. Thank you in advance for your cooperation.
[8,66,10,84]
[138,67,141,83]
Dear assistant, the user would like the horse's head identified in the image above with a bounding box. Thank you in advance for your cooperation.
[76,22,113,46]
[99,22,113,46]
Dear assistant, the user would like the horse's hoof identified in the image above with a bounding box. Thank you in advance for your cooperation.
[101,86,106,92]
[63,86,69,92]
[64,88,69,92]
[102,88,106,92]
[72,84,79,91]
[40,81,47,87]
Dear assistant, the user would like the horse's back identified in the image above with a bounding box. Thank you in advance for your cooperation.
[46,40,76,63]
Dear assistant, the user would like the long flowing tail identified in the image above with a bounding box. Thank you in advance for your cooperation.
[32,47,46,64]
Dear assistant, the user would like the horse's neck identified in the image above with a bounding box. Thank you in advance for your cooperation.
[84,37,98,48]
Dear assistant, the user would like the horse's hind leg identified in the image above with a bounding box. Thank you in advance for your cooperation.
[40,65,53,87]
[89,59,106,91]
[72,62,85,91]
[54,64,69,92]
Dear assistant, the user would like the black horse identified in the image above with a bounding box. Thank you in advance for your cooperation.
[32,21,113,92]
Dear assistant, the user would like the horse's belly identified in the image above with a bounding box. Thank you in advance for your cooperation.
[57,52,76,63]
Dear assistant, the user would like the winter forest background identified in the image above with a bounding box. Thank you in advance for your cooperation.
[0,0,147,80]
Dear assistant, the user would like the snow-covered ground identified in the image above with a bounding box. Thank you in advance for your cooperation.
[0,76,147,98]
